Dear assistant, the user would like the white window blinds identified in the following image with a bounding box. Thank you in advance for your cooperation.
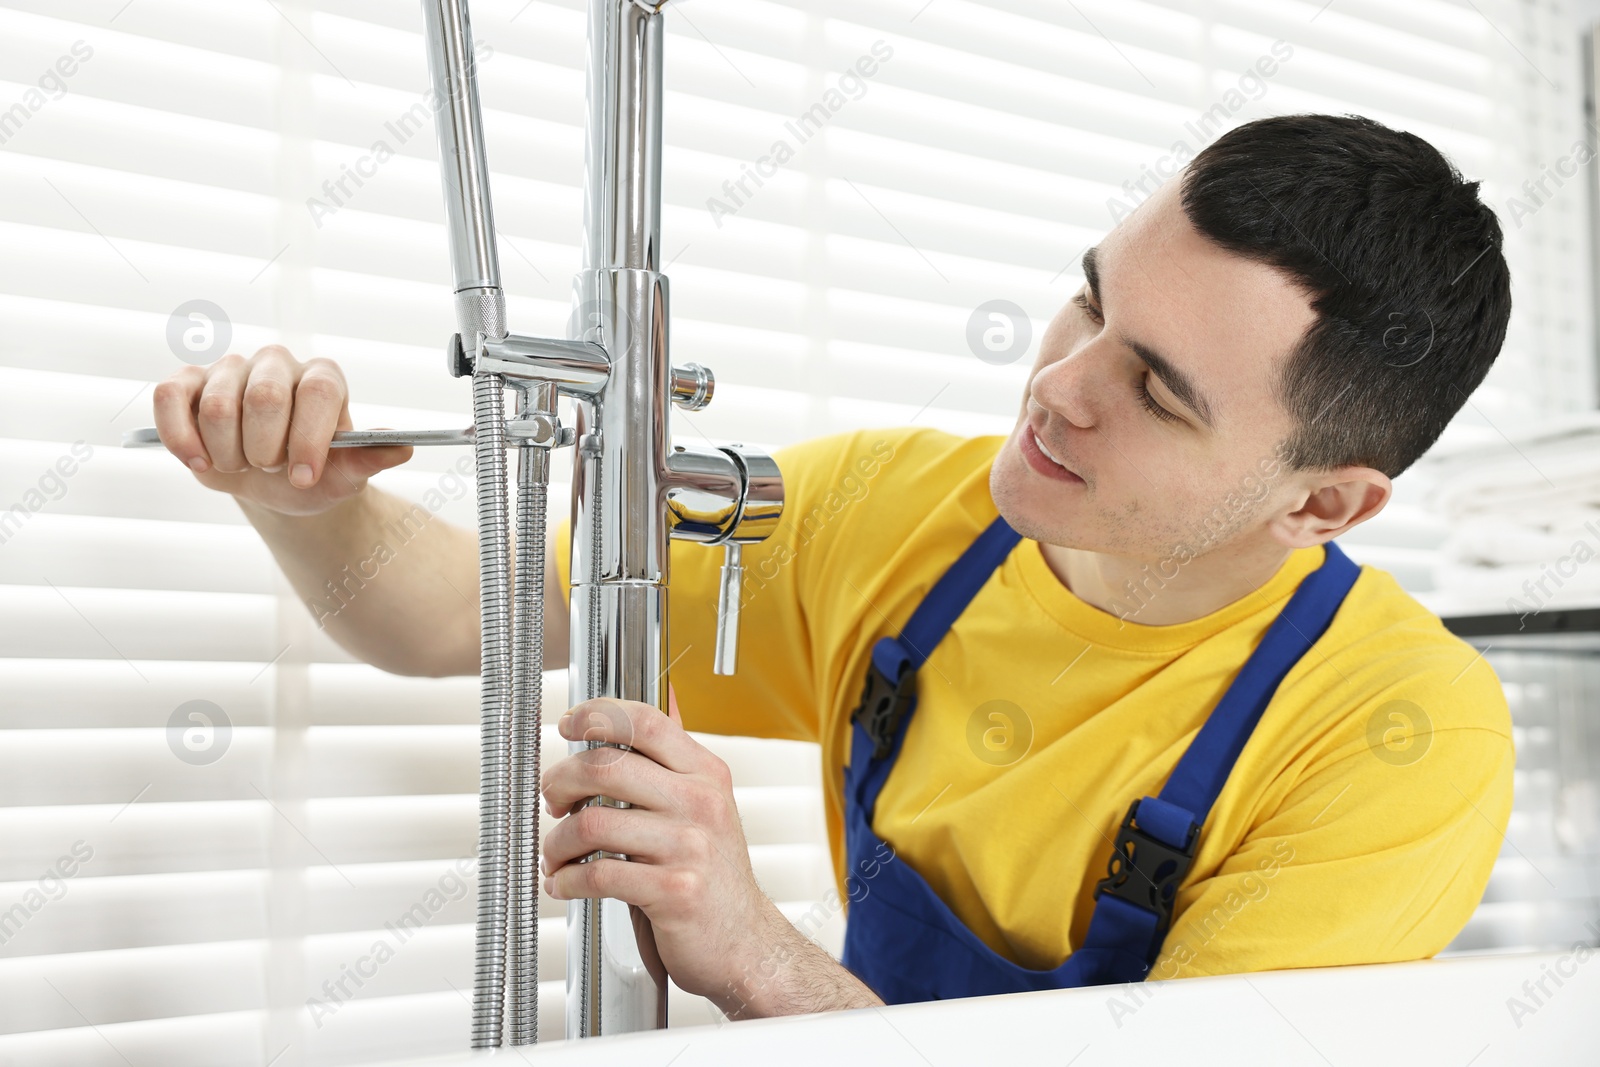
[0,1,1588,1064]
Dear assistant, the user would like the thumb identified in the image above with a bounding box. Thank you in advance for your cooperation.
[666,684,682,726]
[326,443,414,483]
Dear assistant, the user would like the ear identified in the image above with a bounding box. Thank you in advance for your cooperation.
[1269,466,1392,548]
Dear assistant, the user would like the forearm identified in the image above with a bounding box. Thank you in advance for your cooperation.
[238,485,483,677]
[150,344,578,675]
[714,909,885,1020]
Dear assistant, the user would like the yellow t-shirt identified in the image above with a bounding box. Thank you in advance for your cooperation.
[552,426,1515,980]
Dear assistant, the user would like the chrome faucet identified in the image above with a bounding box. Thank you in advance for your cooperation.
[424,0,786,1044]
[126,0,783,1046]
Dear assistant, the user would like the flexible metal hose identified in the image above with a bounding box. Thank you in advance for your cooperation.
[470,371,510,1048]
[507,422,547,1045]
[579,441,604,1036]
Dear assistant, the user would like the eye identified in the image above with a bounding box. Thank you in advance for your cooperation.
[1136,375,1181,424]
[1073,290,1104,326]
[1075,291,1180,425]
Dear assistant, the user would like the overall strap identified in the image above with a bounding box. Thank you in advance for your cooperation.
[853,515,1023,764]
[1138,541,1360,845]
[1084,540,1362,984]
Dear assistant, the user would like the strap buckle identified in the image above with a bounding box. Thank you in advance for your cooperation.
[852,655,916,760]
[1093,797,1198,937]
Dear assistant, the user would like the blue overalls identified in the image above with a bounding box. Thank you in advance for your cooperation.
[840,515,1360,1002]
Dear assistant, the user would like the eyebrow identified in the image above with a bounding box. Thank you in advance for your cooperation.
[1081,246,1217,430]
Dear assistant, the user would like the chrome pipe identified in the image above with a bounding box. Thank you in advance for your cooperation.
[564,276,673,1038]
[478,335,611,396]
[584,0,666,273]
[507,381,556,1046]
[420,0,506,341]
[564,0,672,1037]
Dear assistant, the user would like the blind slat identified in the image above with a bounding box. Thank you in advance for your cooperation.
[0,0,1576,1061]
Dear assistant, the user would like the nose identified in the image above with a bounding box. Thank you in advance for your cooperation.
[1029,340,1102,431]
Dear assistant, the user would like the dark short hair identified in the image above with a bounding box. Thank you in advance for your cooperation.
[1180,113,1512,478]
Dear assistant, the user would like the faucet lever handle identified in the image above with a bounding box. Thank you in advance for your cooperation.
[712,541,743,675]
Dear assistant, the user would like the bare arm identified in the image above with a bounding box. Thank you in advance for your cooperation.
[238,486,569,677]
[152,344,568,678]
[714,913,884,1020]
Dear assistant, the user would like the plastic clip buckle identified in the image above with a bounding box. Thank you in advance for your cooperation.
[1093,798,1198,936]
[852,657,916,760]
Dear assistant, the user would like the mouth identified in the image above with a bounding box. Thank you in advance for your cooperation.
[1019,423,1084,485]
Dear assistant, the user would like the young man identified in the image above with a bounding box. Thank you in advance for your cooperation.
[152,113,1516,1018]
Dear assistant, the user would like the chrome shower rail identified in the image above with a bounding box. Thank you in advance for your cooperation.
[125,0,783,1044]
[424,0,786,1045]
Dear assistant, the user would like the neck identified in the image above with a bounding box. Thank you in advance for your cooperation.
[1038,537,1297,626]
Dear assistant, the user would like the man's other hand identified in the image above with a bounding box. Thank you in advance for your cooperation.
[540,690,793,1005]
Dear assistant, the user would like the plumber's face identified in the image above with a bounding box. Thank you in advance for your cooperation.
[989,175,1319,562]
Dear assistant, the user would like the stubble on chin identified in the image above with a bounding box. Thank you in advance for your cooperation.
[989,444,1070,547]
